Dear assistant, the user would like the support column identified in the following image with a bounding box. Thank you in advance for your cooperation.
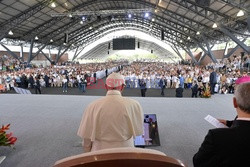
[223,39,246,59]
[20,44,24,62]
[0,43,20,61]
[247,17,250,33]
[72,46,79,61]
[201,35,218,63]
[171,45,184,61]
[180,45,198,64]
[223,42,228,58]
[55,45,62,64]
[198,52,206,65]
[41,50,52,63]
[168,57,176,63]
[72,47,85,61]
[220,27,250,54]
[56,45,71,63]
[28,39,34,63]
[48,46,51,59]
[29,44,47,62]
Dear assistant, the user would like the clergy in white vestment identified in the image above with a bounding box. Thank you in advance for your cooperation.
[77,72,144,152]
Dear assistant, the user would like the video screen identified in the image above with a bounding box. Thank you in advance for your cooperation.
[113,38,135,50]
[134,114,160,147]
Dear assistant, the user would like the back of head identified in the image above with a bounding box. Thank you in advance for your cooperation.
[106,73,125,90]
[235,82,250,113]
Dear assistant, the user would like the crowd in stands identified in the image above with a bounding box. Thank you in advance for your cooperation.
[0,55,24,71]
[0,56,125,93]
[121,54,249,96]
[0,53,249,96]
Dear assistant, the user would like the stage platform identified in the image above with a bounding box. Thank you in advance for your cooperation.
[4,86,193,97]
[0,94,235,167]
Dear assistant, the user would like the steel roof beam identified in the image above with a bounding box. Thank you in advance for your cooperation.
[22,1,107,40]
[223,39,246,59]
[29,43,48,63]
[28,39,34,63]
[58,16,190,48]
[171,0,232,21]
[41,50,52,64]
[73,23,180,49]
[22,17,63,40]
[247,17,250,32]
[220,27,250,54]
[55,45,71,63]
[61,0,213,35]
[67,14,197,43]
[72,46,79,61]
[0,0,50,41]
[220,0,250,12]
[179,44,198,64]
[79,27,178,51]
[201,35,218,63]
[56,45,62,63]
[171,45,184,61]
[0,43,21,61]
[20,44,24,62]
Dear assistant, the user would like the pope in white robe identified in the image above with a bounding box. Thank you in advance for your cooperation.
[77,72,144,152]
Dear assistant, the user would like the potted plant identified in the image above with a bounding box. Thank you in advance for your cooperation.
[202,87,211,98]
[0,124,17,164]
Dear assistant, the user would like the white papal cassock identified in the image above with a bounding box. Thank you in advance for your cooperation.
[77,90,144,152]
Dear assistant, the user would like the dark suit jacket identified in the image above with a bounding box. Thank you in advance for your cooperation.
[226,116,238,127]
[159,79,165,88]
[209,71,217,84]
[139,79,146,89]
[175,87,183,97]
[193,120,250,167]
[192,84,198,93]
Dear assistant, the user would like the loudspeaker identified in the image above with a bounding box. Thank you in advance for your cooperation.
[161,29,164,40]
[108,43,110,49]
[64,33,68,43]
[138,42,140,48]
[108,51,109,54]
[151,50,153,53]
[195,0,211,7]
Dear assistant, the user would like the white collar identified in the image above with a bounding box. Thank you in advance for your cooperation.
[237,117,250,121]
[106,90,122,96]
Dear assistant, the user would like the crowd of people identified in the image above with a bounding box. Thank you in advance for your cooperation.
[0,57,125,93]
[1,52,250,166]
[119,54,249,97]
[76,71,250,166]
[0,53,249,97]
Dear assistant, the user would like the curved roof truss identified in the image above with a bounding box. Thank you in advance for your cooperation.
[79,35,176,60]
[0,0,249,62]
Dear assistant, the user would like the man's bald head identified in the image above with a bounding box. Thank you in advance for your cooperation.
[234,82,250,113]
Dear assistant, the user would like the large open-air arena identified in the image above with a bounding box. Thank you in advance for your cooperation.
[0,1,250,167]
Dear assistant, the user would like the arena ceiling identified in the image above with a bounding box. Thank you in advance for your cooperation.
[0,0,249,63]
[78,35,177,60]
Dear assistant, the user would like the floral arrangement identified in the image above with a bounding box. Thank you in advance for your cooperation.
[0,124,17,148]
[202,87,211,98]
